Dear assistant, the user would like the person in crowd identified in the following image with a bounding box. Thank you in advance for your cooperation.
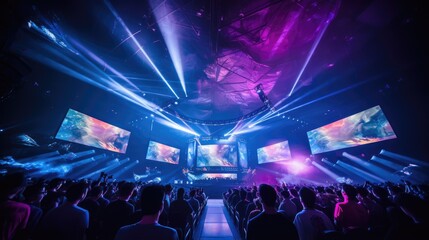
[334,184,369,238]
[157,183,173,226]
[0,172,31,240]
[22,182,47,238]
[293,186,335,240]
[356,186,389,238]
[79,186,103,240]
[40,178,65,214]
[188,189,200,215]
[246,184,298,240]
[97,185,110,209]
[384,192,429,239]
[278,189,298,221]
[168,187,194,238]
[36,182,89,240]
[114,184,179,240]
[100,181,136,240]
[289,187,303,213]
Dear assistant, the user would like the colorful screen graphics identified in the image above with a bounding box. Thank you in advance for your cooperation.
[238,141,248,169]
[307,105,397,154]
[146,140,180,164]
[55,109,130,153]
[196,144,238,167]
[187,140,196,168]
[257,140,292,164]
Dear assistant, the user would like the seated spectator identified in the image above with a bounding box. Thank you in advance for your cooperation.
[0,172,31,240]
[79,186,103,240]
[40,178,65,214]
[114,184,179,240]
[187,189,200,215]
[100,181,136,240]
[293,186,335,240]
[36,182,89,240]
[246,184,298,240]
[278,189,297,221]
[168,187,194,237]
[384,192,429,240]
[22,182,47,238]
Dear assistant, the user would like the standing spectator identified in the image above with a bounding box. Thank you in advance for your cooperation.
[114,184,179,240]
[246,184,298,240]
[334,184,369,238]
[36,182,89,240]
[0,172,31,240]
[293,187,335,240]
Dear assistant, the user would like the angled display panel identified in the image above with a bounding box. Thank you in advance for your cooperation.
[257,140,292,164]
[238,141,248,169]
[55,109,130,153]
[187,140,196,168]
[307,105,397,154]
[146,141,180,164]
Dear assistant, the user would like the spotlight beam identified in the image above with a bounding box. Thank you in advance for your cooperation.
[151,1,187,96]
[104,0,180,99]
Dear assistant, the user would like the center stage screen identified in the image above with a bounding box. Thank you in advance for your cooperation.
[307,105,397,154]
[55,109,130,153]
[146,141,180,164]
[257,140,292,164]
[196,144,237,167]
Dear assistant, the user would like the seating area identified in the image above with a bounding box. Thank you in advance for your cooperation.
[223,182,429,240]
[0,173,208,240]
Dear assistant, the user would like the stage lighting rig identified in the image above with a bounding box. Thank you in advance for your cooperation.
[254,84,275,111]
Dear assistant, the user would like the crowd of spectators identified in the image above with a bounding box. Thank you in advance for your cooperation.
[224,180,429,240]
[1,171,207,240]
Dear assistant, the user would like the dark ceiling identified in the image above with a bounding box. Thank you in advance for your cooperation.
[0,0,427,157]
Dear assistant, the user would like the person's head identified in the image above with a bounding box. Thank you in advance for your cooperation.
[23,182,47,203]
[299,187,316,209]
[177,187,185,199]
[66,182,88,203]
[258,184,277,208]
[165,184,173,195]
[280,190,290,199]
[240,189,247,200]
[140,184,165,216]
[118,182,136,200]
[190,189,196,198]
[342,184,357,200]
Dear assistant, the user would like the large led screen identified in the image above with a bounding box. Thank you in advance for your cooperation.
[146,141,180,164]
[55,109,130,153]
[196,144,237,167]
[257,140,292,164]
[307,105,397,154]
[238,141,248,169]
[187,140,196,168]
